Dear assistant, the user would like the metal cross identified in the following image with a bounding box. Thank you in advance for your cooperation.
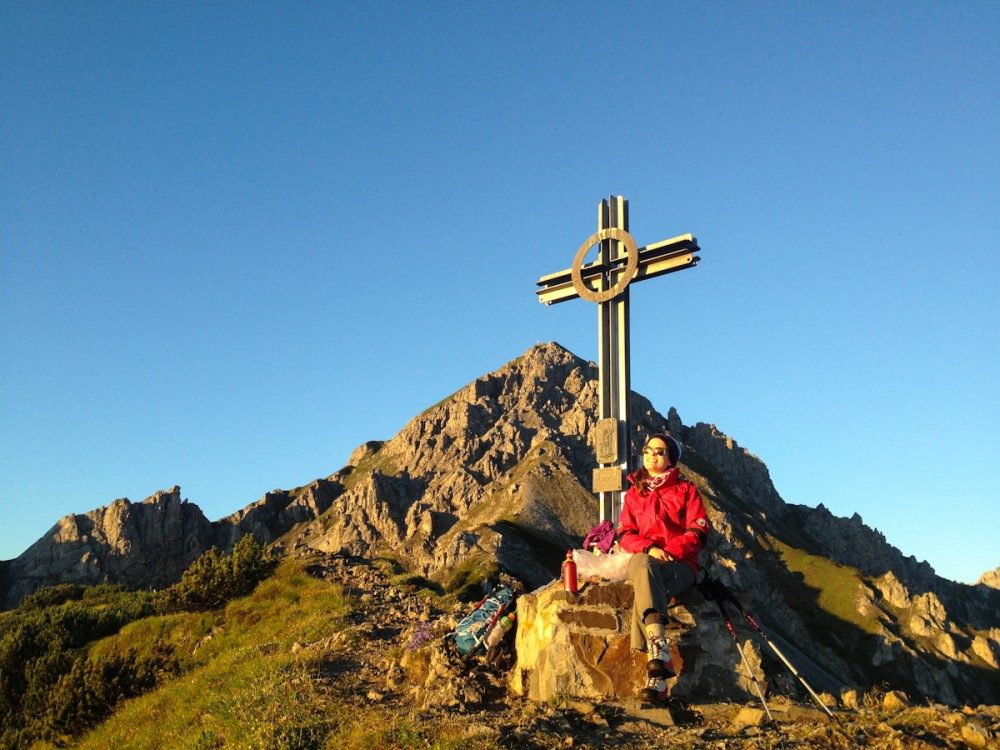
[536,196,700,523]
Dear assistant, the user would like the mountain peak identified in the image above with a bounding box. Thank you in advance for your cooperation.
[2,344,998,705]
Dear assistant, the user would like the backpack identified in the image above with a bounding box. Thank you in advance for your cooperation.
[447,583,515,659]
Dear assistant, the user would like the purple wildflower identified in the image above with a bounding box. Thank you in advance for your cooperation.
[406,621,434,651]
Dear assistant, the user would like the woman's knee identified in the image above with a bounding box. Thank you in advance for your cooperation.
[626,552,655,580]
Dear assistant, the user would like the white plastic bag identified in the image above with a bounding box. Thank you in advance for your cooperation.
[572,548,634,581]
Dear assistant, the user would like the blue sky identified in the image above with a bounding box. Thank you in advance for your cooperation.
[2,2,997,583]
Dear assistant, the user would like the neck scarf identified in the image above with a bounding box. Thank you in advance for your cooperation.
[646,468,676,491]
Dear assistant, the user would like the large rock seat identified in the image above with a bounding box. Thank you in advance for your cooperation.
[510,577,760,703]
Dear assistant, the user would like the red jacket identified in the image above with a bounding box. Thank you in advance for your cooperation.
[617,468,710,574]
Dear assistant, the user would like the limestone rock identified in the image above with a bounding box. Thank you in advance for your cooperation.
[971,634,1000,668]
[731,706,767,728]
[801,507,937,593]
[2,477,347,608]
[349,440,385,466]
[883,690,910,712]
[511,578,768,704]
[961,720,992,748]
[839,688,861,710]
[215,478,343,548]
[2,487,214,608]
[296,342,602,587]
[682,423,784,514]
[512,580,645,702]
[408,639,468,709]
[874,571,912,609]
[977,565,1000,590]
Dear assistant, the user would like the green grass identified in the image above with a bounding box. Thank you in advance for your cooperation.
[322,712,486,750]
[87,608,216,669]
[71,558,494,750]
[372,556,404,576]
[440,554,501,601]
[78,646,336,750]
[767,535,881,637]
[73,559,353,750]
[390,573,444,596]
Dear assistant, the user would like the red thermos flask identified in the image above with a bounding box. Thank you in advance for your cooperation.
[562,550,578,593]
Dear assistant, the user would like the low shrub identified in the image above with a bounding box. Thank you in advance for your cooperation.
[155,535,279,613]
[18,583,86,610]
[0,589,168,750]
[28,644,179,743]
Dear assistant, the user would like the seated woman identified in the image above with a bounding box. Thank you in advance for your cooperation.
[617,433,710,703]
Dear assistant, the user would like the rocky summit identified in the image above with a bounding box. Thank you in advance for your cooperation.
[2,342,998,707]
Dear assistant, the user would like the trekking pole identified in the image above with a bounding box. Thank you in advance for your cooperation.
[702,578,834,718]
[715,597,774,722]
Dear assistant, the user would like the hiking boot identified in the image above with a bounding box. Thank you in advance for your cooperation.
[647,655,676,678]
[639,674,669,704]
[644,621,674,678]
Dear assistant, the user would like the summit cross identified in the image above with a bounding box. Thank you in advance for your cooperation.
[536,196,701,524]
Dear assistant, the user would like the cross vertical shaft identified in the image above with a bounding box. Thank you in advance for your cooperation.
[597,196,630,524]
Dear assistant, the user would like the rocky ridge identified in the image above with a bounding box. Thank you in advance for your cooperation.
[2,342,998,706]
[0,479,344,609]
[1,487,214,608]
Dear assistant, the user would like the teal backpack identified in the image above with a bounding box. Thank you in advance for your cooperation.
[448,584,515,659]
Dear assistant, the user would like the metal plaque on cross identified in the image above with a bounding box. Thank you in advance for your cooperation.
[535,196,701,524]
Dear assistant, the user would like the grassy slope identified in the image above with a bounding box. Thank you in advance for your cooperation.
[62,561,344,749]
[58,559,480,750]
[764,536,880,638]
[62,550,477,750]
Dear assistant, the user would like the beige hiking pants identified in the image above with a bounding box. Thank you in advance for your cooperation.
[626,553,695,650]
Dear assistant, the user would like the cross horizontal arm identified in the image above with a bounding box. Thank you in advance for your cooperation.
[536,233,700,305]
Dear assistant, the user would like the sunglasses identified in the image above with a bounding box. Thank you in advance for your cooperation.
[643,448,668,456]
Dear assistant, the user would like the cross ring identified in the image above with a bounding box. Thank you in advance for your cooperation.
[570,228,639,303]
